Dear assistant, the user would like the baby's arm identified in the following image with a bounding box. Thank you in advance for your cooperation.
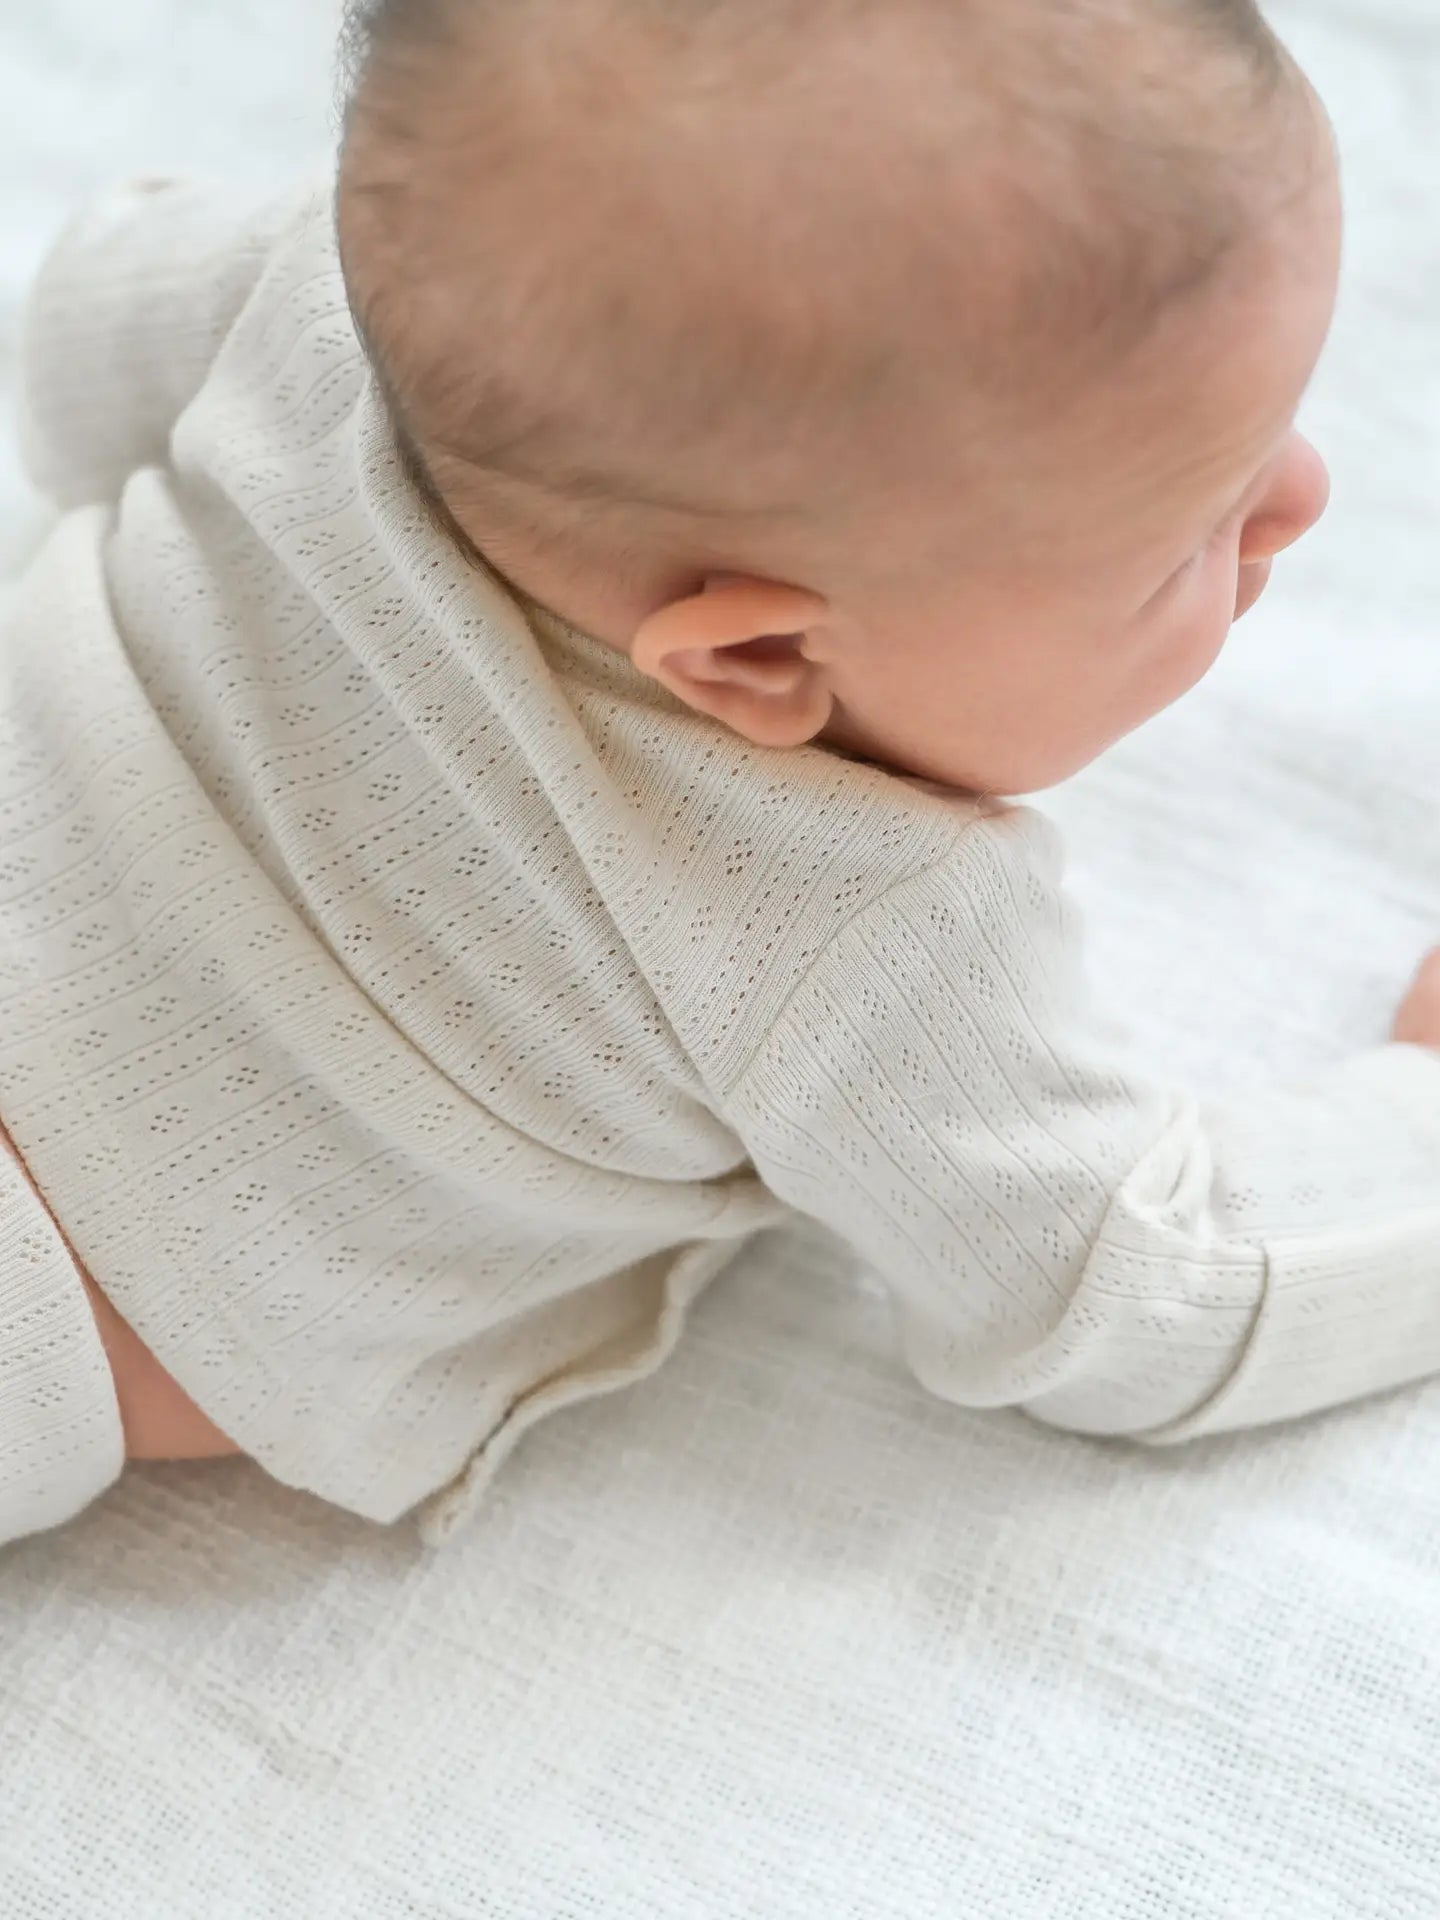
[56,944,1440,1466]
[19,180,304,509]
[721,809,1440,1443]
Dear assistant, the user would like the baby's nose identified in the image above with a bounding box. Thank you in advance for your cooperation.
[1240,431,1330,565]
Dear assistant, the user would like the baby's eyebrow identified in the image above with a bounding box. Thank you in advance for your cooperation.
[1203,489,1250,543]
[1146,462,1266,602]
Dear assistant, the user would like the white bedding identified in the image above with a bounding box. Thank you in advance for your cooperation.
[2,4,1439,1914]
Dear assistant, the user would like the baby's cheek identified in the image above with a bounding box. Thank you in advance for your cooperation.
[1195,601,1236,674]
[1135,593,1234,723]
[1180,564,1243,676]
[1233,557,1274,623]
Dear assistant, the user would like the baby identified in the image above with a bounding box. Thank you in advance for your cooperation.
[3,0,1439,1546]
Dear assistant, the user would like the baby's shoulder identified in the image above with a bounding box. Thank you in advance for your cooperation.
[554,676,1064,1079]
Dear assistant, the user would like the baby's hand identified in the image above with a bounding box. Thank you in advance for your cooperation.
[1394,950,1440,1049]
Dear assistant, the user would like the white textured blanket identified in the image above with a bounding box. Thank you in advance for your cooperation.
[2,3,1439,1915]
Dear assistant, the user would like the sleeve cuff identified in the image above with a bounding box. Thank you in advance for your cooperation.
[1151,1044,1440,1443]
[0,1144,125,1543]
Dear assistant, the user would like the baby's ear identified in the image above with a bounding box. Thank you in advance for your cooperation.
[631,578,833,748]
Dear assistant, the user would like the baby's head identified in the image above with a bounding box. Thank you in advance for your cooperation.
[338,0,1339,794]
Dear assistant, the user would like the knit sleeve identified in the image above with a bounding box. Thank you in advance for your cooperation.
[18,178,304,508]
[720,805,1440,1442]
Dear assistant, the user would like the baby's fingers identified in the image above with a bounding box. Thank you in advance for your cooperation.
[1393,948,1440,1049]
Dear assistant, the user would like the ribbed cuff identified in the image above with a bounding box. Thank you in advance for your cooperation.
[0,1146,125,1544]
[1153,1044,1440,1443]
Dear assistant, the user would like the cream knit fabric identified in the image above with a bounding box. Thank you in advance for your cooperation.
[4,177,1440,1546]
[0,1132,124,1537]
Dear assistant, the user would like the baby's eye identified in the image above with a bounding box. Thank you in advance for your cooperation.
[1144,510,1241,612]
[1166,511,1244,593]
[1158,548,1206,600]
